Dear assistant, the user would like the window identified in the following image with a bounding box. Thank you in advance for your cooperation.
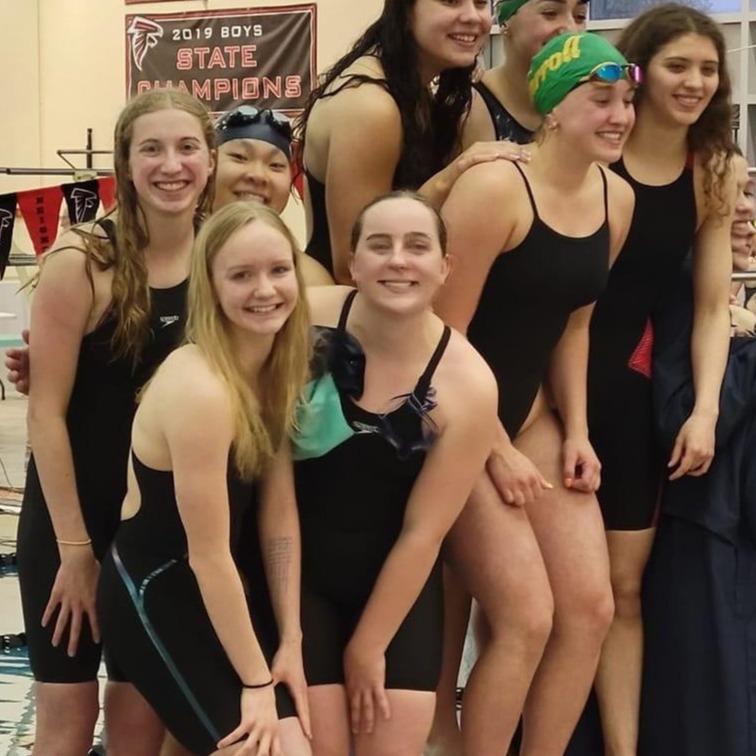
[589,0,740,20]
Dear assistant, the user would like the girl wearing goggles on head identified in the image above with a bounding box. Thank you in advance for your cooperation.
[213,106,333,286]
[431,31,636,756]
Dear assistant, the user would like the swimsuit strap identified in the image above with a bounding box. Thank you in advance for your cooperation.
[511,162,541,220]
[598,164,609,220]
[97,217,116,245]
[413,326,452,400]
[336,289,359,332]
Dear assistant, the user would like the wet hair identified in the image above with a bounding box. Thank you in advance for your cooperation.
[350,190,448,255]
[295,0,476,189]
[89,91,216,367]
[186,202,311,479]
[617,3,735,214]
[32,92,216,366]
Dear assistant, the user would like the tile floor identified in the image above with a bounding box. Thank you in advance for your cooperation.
[0,390,34,754]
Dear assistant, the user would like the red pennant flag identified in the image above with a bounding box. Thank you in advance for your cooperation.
[290,142,304,200]
[98,176,116,212]
[17,186,63,256]
[0,193,17,280]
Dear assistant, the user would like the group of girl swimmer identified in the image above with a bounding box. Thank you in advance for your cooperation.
[4,0,739,755]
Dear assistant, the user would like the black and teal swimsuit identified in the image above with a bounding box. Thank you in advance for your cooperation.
[294,290,451,691]
[98,454,295,756]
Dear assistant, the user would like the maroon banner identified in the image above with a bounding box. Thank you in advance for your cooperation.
[0,194,17,280]
[17,186,63,256]
[125,5,316,116]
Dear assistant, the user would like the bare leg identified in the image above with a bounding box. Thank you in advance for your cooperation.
[279,716,313,755]
[515,412,614,755]
[356,690,436,756]
[161,715,312,756]
[425,565,471,756]
[31,681,99,756]
[105,680,165,756]
[594,529,656,756]
[308,685,352,756]
[447,475,553,756]
[161,731,191,756]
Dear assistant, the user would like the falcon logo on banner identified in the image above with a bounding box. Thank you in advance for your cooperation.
[127,16,164,72]
[62,182,100,225]
[0,197,17,281]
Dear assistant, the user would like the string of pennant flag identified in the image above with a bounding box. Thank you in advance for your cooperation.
[0,176,116,279]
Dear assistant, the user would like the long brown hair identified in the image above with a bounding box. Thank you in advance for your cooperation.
[295,0,477,190]
[617,3,734,213]
[41,91,215,366]
[186,202,311,479]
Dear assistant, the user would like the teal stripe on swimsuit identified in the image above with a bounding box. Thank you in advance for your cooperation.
[111,546,221,743]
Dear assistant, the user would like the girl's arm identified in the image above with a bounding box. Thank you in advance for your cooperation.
[258,445,302,643]
[344,354,498,733]
[27,240,100,656]
[437,163,551,505]
[547,173,635,492]
[460,89,497,148]
[418,141,529,210]
[548,303,600,492]
[257,444,312,739]
[165,360,282,751]
[167,369,271,686]
[320,85,403,284]
[670,167,736,479]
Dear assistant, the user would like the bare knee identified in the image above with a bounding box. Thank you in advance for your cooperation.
[556,578,615,641]
[482,588,554,658]
[34,682,99,754]
[610,573,643,620]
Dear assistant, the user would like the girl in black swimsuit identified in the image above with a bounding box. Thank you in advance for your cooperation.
[588,7,736,753]
[434,33,637,755]
[296,0,524,282]
[298,192,498,756]
[98,203,313,756]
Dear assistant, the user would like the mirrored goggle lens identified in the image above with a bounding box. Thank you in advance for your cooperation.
[592,63,642,86]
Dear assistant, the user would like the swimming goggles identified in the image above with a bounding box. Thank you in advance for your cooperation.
[580,62,643,87]
[216,106,292,141]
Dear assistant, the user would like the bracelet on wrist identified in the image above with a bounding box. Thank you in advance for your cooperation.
[242,678,274,690]
[56,538,92,547]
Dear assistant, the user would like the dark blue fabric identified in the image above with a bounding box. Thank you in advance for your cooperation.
[567,260,756,755]
[653,258,756,543]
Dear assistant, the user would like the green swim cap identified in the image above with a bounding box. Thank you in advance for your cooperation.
[497,0,530,24]
[528,32,630,116]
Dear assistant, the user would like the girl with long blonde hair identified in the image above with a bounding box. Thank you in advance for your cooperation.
[98,202,313,756]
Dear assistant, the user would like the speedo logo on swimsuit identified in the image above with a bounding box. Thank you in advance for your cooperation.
[159,315,180,328]
[528,35,582,98]
[352,420,380,435]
